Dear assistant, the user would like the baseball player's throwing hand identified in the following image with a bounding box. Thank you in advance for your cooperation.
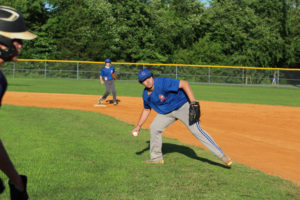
[131,126,140,137]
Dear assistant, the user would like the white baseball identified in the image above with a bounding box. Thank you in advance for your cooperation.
[132,131,138,137]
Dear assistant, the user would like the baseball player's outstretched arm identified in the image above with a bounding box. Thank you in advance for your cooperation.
[179,80,196,102]
[132,108,151,135]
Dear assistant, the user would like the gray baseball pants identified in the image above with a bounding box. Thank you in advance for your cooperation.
[102,80,116,101]
[150,102,225,161]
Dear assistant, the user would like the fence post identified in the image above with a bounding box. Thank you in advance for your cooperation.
[77,62,79,80]
[12,62,15,79]
[44,61,47,79]
[277,69,280,86]
[208,67,211,84]
[176,66,178,79]
[242,68,244,85]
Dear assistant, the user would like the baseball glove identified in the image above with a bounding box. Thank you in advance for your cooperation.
[189,101,201,125]
[112,73,116,80]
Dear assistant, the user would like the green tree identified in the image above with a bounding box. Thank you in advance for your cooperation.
[45,0,92,60]
[286,0,300,67]
[149,0,205,63]
[1,0,298,69]
[201,0,286,67]
[107,0,155,62]
[174,36,225,65]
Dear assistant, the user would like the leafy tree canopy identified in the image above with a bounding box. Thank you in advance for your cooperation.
[0,0,298,68]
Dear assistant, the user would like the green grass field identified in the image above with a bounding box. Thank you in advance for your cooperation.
[1,78,300,199]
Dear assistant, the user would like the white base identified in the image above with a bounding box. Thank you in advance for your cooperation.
[94,104,107,107]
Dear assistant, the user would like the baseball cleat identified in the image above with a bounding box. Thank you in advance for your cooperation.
[97,97,104,105]
[144,159,164,164]
[113,101,118,105]
[221,155,232,167]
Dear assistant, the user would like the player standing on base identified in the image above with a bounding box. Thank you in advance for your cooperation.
[0,6,36,199]
[131,69,232,167]
[97,59,118,105]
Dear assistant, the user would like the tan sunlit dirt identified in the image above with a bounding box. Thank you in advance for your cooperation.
[3,91,300,185]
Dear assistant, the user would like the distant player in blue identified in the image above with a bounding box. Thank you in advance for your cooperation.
[131,69,232,167]
[272,71,277,86]
[98,59,118,105]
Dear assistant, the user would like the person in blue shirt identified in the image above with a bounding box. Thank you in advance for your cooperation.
[272,71,277,85]
[131,69,232,167]
[98,59,118,105]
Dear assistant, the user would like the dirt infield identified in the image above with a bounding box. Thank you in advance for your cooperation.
[3,91,300,185]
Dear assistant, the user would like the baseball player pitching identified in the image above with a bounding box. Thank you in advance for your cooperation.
[98,58,118,105]
[131,69,232,167]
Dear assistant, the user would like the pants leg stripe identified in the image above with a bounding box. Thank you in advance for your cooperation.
[196,121,224,155]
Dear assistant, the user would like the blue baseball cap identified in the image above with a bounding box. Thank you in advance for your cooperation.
[138,69,152,83]
[105,58,111,63]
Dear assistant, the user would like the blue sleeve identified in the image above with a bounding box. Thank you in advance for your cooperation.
[142,91,151,109]
[112,66,115,73]
[143,101,151,109]
[100,68,104,76]
[162,78,180,92]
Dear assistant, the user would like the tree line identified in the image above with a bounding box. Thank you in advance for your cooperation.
[2,0,300,68]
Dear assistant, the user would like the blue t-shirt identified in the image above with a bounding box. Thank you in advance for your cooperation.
[142,77,189,114]
[100,66,115,81]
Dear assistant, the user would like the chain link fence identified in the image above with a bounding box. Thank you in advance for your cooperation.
[1,59,300,87]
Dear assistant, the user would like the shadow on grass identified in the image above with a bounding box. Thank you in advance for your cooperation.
[136,141,229,169]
